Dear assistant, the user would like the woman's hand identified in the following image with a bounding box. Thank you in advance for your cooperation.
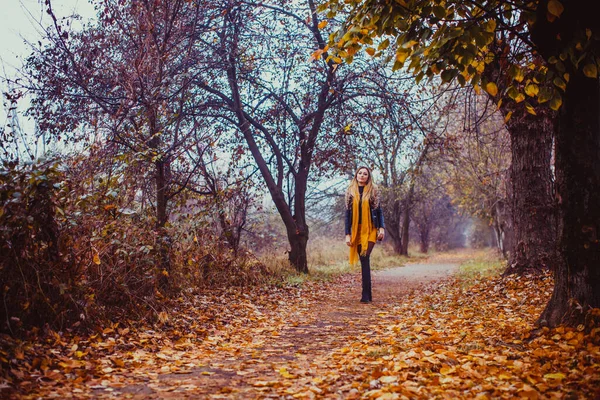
[377,228,385,241]
[345,234,352,247]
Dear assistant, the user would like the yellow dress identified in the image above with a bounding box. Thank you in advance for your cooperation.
[349,194,377,265]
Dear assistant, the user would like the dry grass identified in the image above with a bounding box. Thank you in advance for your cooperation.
[261,240,506,288]
[261,236,432,285]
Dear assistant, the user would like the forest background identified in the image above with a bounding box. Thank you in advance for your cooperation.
[0,1,598,395]
[0,0,517,333]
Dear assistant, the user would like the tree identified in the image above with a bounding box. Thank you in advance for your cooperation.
[338,67,447,255]
[411,164,457,254]
[483,41,557,274]
[23,0,218,278]
[324,0,599,327]
[443,89,513,256]
[192,0,380,272]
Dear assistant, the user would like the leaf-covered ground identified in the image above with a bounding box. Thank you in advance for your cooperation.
[1,252,599,399]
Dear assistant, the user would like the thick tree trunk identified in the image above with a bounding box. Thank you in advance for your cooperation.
[504,110,556,275]
[484,40,554,272]
[288,230,309,274]
[538,73,600,327]
[531,0,600,327]
[290,169,310,274]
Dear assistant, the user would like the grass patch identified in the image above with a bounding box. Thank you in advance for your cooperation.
[456,248,506,285]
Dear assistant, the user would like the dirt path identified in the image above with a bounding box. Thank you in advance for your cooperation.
[110,260,460,399]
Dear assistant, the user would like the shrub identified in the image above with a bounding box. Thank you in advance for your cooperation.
[0,156,273,336]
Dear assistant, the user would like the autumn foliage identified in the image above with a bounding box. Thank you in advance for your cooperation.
[0,157,270,336]
[1,252,598,398]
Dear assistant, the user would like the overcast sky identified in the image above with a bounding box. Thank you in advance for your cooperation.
[1,0,96,157]
[1,0,96,72]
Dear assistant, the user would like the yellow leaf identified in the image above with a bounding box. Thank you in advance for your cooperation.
[365,47,376,56]
[310,49,323,61]
[395,49,410,64]
[440,366,456,375]
[525,103,537,115]
[504,111,513,123]
[549,94,562,110]
[525,83,539,97]
[318,20,328,29]
[583,63,598,78]
[547,0,564,17]
[93,252,101,265]
[485,82,498,96]
[553,77,567,91]
[514,93,525,103]
[544,372,566,380]
[378,38,390,50]
[484,19,496,32]
[278,367,295,379]
[401,40,419,49]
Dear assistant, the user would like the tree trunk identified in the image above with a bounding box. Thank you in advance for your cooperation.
[290,168,310,274]
[504,110,556,275]
[155,159,169,229]
[419,226,430,254]
[538,72,600,327]
[484,40,554,273]
[392,234,403,255]
[494,200,512,258]
[400,205,410,256]
[385,196,404,255]
[288,230,309,274]
[400,181,416,256]
[530,0,600,327]
[493,221,505,256]
[155,159,171,288]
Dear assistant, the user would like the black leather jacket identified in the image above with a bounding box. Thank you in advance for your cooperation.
[345,198,385,235]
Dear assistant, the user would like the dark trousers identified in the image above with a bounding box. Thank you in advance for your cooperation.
[358,242,375,302]
[360,256,372,302]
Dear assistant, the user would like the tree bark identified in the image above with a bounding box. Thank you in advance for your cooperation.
[484,42,556,273]
[530,0,600,327]
[538,72,600,327]
[504,110,556,274]
[288,230,309,274]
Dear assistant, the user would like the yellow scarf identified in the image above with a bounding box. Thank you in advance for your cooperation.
[349,194,376,265]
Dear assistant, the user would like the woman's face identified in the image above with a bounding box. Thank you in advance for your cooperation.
[356,168,370,185]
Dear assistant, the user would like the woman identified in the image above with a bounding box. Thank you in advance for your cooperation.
[345,166,385,303]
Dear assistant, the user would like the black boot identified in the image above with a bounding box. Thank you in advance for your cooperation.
[360,256,372,303]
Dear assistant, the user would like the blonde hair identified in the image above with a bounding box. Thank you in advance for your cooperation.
[346,166,377,206]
